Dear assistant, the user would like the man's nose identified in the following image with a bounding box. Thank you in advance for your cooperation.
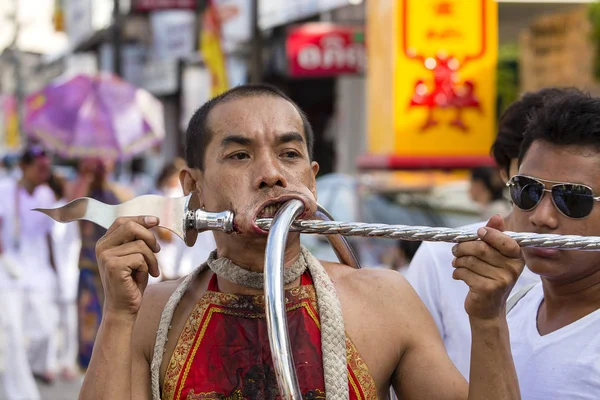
[530,192,559,231]
[255,155,287,190]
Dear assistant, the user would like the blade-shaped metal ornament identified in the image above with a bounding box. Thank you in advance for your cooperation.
[35,194,600,251]
[34,192,234,247]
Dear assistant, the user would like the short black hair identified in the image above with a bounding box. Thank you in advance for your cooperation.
[20,145,47,166]
[185,84,314,170]
[520,89,600,165]
[492,87,576,176]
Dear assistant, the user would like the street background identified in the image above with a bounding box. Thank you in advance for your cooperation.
[2,0,600,399]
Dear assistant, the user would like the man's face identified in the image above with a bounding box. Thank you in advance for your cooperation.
[512,140,600,282]
[22,155,51,186]
[188,95,319,237]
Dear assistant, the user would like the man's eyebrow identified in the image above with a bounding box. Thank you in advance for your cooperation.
[220,135,252,147]
[278,132,304,144]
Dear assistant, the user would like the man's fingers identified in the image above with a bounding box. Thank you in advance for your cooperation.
[474,227,521,259]
[104,253,148,280]
[106,241,160,278]
[452,256,497,280]
[452,241,507,268]
[452,267,492,289]
[104,216,160,236]
[134,268,150,291]
[101,218,161,253]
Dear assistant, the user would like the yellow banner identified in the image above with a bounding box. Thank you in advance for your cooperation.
[367,0,498,166]
[53,0,65,32]
[200,1,229,98]
[2,96,21,151]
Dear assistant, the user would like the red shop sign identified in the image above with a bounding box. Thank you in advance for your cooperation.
[287,23,366,77]
[133,0,197,11]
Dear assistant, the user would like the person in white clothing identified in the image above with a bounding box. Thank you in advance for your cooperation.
[48,173,81,381]
[405,88,571,379]
[0,146,57,399]
[502,89,600,399]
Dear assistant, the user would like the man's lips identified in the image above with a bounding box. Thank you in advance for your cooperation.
[526,247,561,259]
[250,196,311,234]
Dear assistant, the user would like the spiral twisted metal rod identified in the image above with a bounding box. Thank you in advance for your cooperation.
[255,219,600,251]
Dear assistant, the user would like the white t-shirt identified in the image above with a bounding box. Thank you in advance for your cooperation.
[0,179,57,291]
[507,283,600,399]
[405,221,540,380]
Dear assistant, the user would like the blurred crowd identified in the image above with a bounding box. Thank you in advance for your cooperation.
[0,150,216,400]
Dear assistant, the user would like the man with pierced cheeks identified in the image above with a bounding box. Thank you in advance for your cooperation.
[79,85,524,400]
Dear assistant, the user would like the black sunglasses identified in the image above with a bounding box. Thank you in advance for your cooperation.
[507,175,600,219]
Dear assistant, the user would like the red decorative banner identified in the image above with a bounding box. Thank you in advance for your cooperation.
[286,23,365,78]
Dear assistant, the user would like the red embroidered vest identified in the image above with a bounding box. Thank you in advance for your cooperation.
[162,271,377,400]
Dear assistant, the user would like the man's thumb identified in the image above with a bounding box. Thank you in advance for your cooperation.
[486,214,505,232]
[142,216,159,227]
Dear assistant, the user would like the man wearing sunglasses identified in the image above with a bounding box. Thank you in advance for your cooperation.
[503,89,600,398]
[405,88,570,380]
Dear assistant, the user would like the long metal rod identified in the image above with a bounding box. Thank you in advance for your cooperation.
[256,218,600,251]
[264,200,304,400]
[36,194,600,252]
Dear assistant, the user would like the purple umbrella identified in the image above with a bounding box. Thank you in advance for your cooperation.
[24,73,165,160]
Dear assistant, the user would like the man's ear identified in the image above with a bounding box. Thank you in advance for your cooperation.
[180,168,202,197]
[309,161,320,197]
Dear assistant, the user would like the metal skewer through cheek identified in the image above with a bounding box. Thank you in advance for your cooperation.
[264,199,305,400]
[264,200,362,399]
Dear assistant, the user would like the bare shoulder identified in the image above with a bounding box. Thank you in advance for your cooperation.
[134,278,186,361]
[319,261,438,389]
[321,260,439,345]
[322,260,423,313]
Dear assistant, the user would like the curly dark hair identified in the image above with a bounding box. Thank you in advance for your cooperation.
[519,89,600,164]
[492,87,578,176]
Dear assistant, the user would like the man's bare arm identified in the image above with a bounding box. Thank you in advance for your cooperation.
[391,275,519,400]
[390,274,468,400]
[453,218,522,399]
[468,317,519,399]
[78,216,161,400]
[79,312,137,399]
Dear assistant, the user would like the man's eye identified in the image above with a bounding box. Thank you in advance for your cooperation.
[283,151,300,158]
[230,153,249,160]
